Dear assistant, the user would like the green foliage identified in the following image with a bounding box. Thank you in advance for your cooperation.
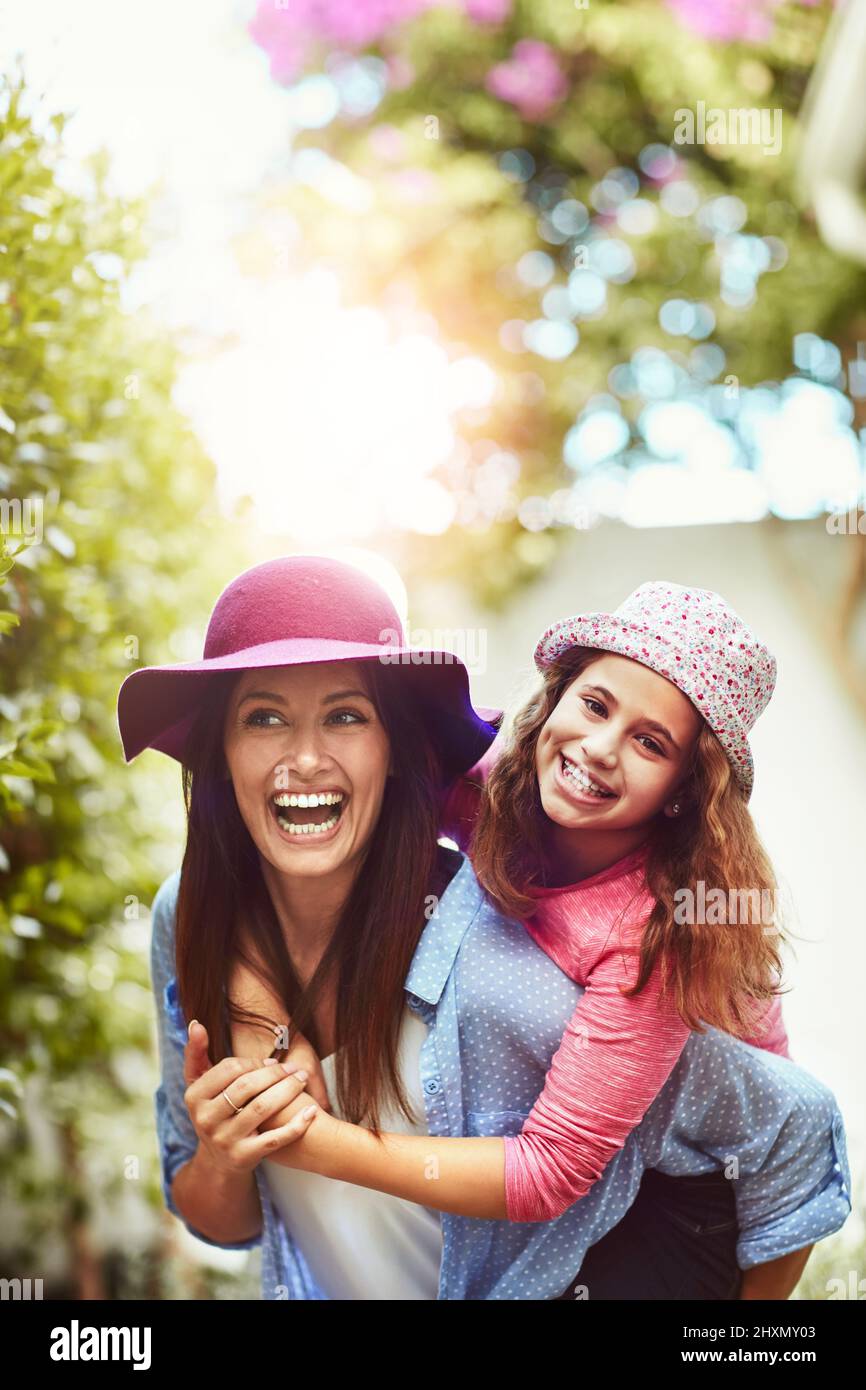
[253,0,866,606]
[0,60,250,1295]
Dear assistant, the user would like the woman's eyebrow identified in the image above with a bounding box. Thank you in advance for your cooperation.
[237,689,287,705]
[321,689,373,704]
[237,688,372,706]
[583,683,680,750]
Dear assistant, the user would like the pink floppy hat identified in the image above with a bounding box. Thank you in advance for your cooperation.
[117,555,501,778]
[533,580,777,799]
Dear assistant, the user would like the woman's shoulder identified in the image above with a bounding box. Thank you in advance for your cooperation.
[153,866,181,914]
[150,868,182,950]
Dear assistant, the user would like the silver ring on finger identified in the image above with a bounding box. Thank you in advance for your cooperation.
[221,1084,245,1114]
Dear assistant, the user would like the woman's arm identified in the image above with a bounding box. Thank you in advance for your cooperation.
[150,875,264,1250]
[726,1071,851,1277]
[739,1246,814,1299]
[171,1143,263,1246]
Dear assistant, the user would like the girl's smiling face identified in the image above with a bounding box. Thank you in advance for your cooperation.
[223,660,392,880]
[536,652,703,837]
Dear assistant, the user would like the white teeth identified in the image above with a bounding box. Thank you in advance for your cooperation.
[275,812,341,836]
[273,792,344,808]
[562,755,613,797]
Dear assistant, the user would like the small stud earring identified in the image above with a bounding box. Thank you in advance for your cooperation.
[672,802,680,815]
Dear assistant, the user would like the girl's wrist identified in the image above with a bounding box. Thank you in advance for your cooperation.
[267,1103,345,1175]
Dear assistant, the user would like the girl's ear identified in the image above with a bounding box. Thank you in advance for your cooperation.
[662,788,688,818]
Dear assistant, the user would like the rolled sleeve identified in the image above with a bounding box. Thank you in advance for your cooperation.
[150,873,261,1252]
[734,1094,852,1270]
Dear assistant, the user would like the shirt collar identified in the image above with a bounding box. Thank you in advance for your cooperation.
[404,852,486,1007]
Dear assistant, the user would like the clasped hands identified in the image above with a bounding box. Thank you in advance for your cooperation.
[182,1019,333,1177]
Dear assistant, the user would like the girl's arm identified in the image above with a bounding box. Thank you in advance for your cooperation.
[260,1095,823,1298]
[500,937,691,1221]
[259,938,691,1222]
[264,1102,509,1218]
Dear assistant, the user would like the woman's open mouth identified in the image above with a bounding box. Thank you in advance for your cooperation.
[270,790,347,841]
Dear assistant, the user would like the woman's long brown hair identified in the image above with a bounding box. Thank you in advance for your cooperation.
[173,661,445,1134]
[470,646,788,1040]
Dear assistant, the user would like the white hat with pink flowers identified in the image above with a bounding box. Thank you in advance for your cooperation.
[533,580,777,799]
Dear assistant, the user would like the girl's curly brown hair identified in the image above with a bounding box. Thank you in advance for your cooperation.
[469,646,788,1040]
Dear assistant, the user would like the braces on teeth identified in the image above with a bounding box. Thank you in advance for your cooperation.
[562,755,612,796]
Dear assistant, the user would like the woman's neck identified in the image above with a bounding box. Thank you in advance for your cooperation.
[259,854,355,978]
[542,823,651,887]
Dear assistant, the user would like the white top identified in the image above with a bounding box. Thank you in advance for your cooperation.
[262,1005,443,1300]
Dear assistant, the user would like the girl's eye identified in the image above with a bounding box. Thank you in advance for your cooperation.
[582,696,606,716]
[637,735,665,756]
[580,696,664,755]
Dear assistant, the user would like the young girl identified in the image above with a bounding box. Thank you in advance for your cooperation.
[436,578,791,1226]
[255,579,802,1239]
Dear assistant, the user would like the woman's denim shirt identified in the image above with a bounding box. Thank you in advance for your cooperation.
[150,854,851,1300]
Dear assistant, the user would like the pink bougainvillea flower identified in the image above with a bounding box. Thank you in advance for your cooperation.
[248,3,308,84]
[665,0,782,42]
[486,39,568,121]
[248,0,437,84]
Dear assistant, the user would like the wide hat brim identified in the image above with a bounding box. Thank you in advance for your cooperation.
[117,636,502,779]
[534,613,756,798]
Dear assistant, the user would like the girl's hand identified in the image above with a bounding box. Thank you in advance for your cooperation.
[274,1028,332,1115]
[183,1019,319,1175]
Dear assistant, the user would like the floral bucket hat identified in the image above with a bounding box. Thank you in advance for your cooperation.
[533,580,777,799]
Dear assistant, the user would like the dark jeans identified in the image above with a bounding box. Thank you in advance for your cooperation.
[553,1167,742,1300]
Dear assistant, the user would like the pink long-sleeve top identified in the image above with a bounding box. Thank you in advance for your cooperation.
[440,735,791,1223]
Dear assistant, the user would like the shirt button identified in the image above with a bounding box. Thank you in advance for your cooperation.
[832,1115,843,1138]
[423,1077,442,1095]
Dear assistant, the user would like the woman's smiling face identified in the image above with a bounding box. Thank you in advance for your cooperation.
[223,660,392,880]
[535,652,703,834]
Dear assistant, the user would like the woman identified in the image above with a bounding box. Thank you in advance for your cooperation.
[122,556,851,1299]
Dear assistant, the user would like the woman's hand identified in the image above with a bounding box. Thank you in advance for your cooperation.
[183,1019,319,1176]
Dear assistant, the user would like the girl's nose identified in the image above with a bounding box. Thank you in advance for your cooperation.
[580,736,617,767]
